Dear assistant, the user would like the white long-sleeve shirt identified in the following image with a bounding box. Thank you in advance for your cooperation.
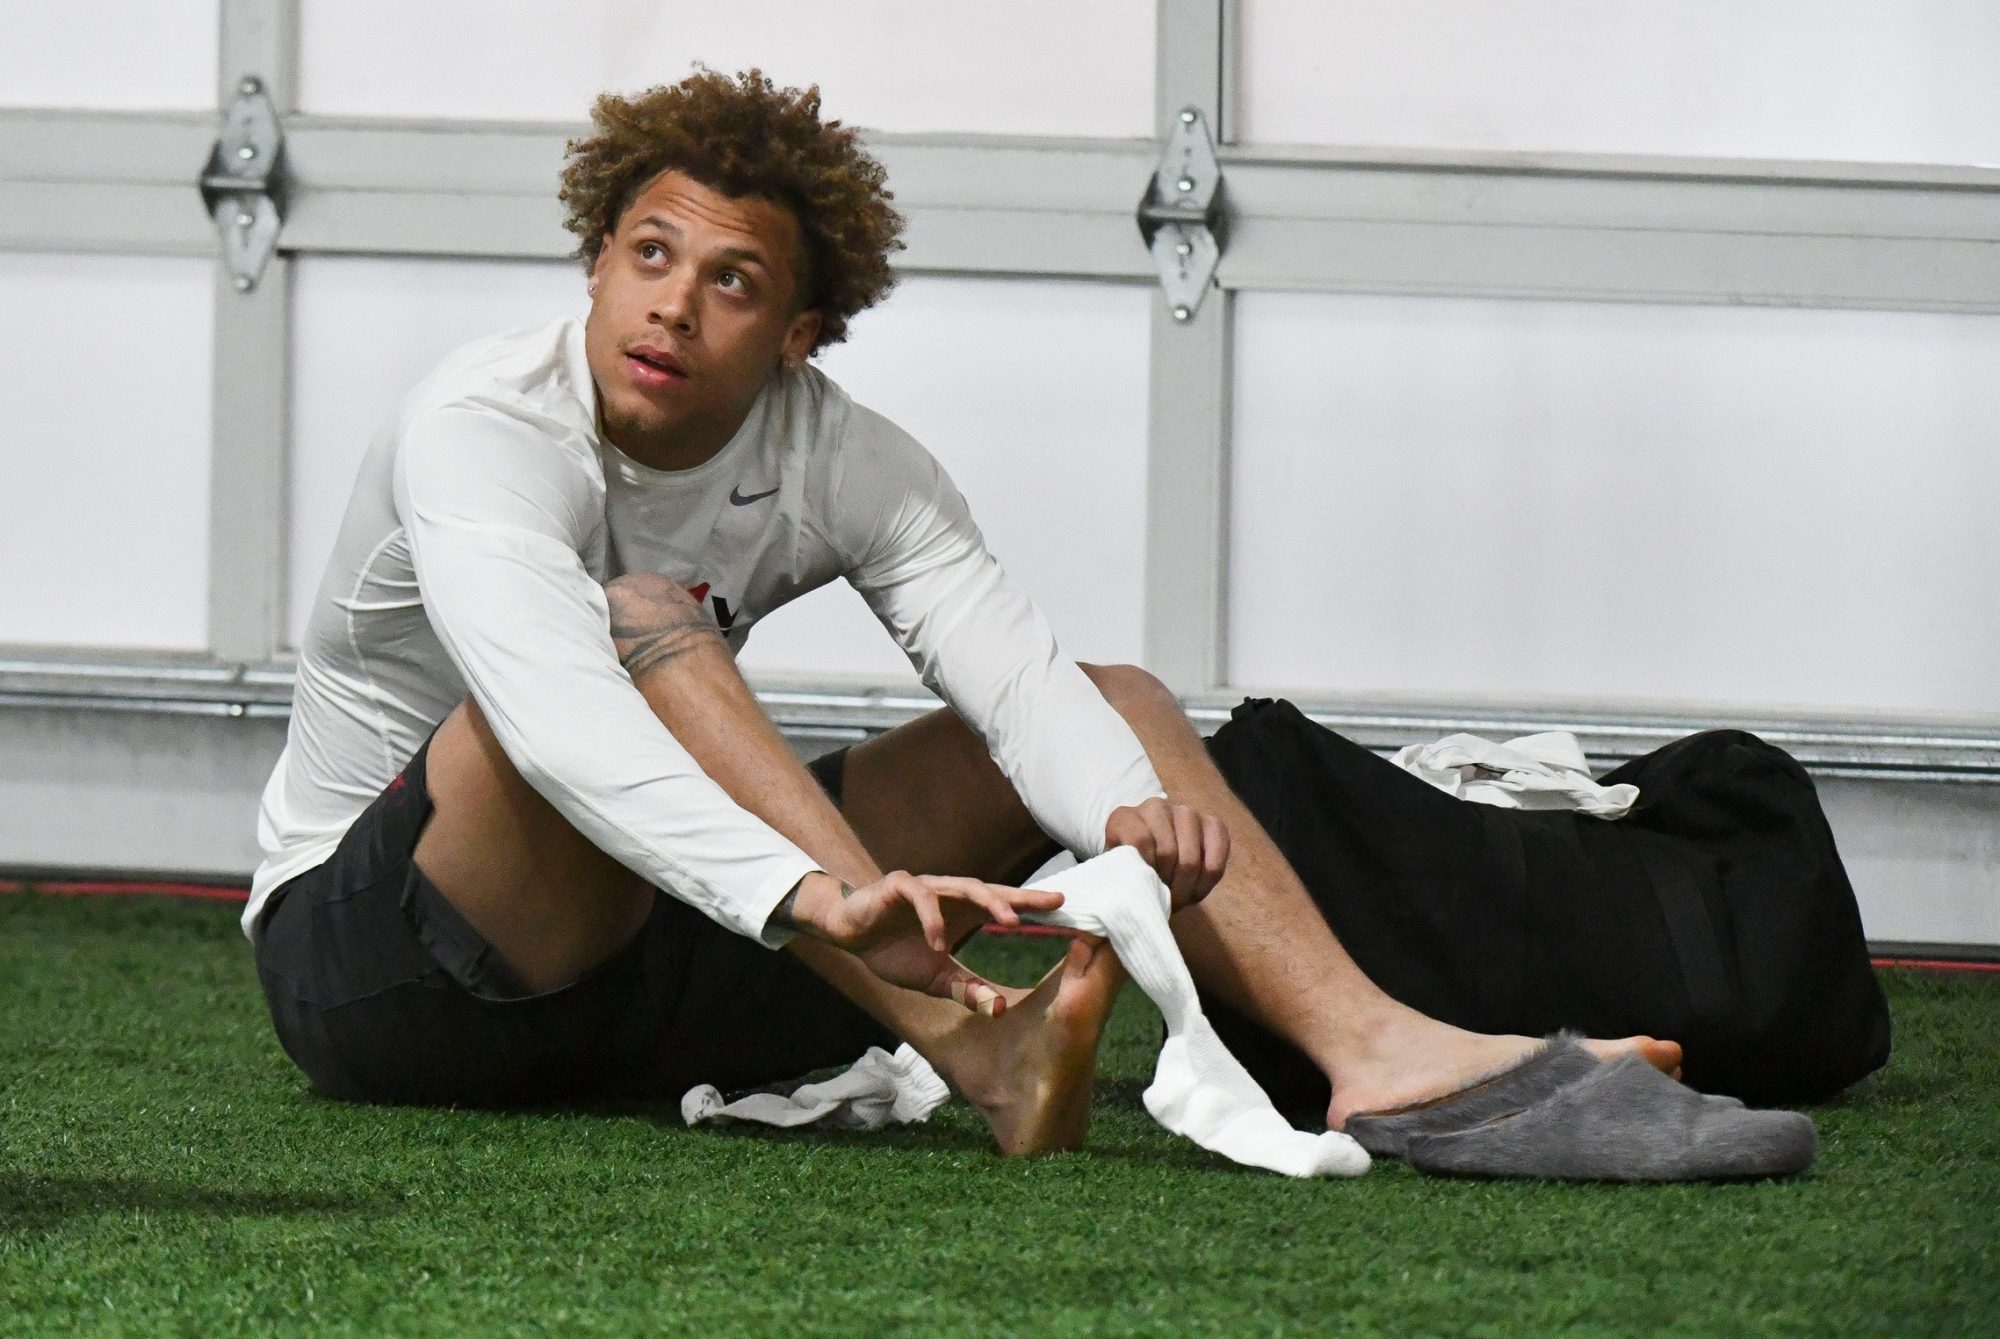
[247,317,1165,945]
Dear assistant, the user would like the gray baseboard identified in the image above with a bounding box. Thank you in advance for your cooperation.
[1819,777,2000,948]
[0,707,283,879]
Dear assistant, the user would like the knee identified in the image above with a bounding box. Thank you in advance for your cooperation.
[1078,662,1181,721]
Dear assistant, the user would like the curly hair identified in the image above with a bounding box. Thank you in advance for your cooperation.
[560,68,904,353]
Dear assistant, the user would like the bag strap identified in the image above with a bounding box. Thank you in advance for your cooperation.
[1605,825,1737,1025]
[1478,807,1529,903]
[1474,810,1532,1016]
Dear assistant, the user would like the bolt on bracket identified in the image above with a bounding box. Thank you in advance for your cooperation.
[1136,106,1226,323]
[198,77,289,293]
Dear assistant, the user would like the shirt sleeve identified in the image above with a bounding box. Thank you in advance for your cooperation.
[828,411,1166,858]
[394,402,820,946]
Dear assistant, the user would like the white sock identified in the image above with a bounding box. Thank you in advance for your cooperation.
[681,1043,949,1132]
[1025,847,1369,1179]
[680,848,1368,1178]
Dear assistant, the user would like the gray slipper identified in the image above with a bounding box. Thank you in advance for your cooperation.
[1404,1055,1817,1182]
[1343,1034,1601,1157]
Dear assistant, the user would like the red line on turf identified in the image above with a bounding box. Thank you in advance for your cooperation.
[0,880,249,902]
[1872,956,2000,974]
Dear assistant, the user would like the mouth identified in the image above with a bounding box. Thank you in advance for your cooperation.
[624,345,688,392]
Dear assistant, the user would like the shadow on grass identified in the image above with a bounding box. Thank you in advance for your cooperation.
[663,1117,1260,1173]
[0,1174,395,1236]
[1097,1077,1156,1109]
[611,1085,1276,1174]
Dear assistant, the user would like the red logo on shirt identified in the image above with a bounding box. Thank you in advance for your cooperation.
[684,582,738,632]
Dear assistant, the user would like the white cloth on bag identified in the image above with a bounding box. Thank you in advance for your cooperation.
[682,1044,949,1131]
[681,849,1370,1179]
[1391,731,1639,819]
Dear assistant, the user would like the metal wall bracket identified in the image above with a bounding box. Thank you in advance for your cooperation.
[1137,106,1226,322]
[198,77,288,292]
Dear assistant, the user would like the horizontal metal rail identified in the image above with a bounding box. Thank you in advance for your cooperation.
[3,109,1997,309]
[4,653,1994,782]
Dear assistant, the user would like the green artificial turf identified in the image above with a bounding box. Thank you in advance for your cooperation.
[2,891,1996,1337]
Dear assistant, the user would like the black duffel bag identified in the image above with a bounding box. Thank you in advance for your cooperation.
[1200,697,1891,1109]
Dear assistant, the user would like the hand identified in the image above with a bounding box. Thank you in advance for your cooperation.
[778,871,1065,1014]
[1104,797,1230,911]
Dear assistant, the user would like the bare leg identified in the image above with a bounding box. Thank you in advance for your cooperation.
[412,572,1119,1153]
[1075,665,1678,1126]
[832,662,1680,1131]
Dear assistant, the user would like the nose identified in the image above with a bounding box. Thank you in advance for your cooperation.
[651,266,699,336]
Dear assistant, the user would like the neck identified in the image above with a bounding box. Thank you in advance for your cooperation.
[606,420,735,473]
[597,395,757,474]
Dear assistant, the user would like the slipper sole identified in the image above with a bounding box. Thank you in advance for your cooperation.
[1404,1055,1817,1182]
[1343,1034,1600,1157]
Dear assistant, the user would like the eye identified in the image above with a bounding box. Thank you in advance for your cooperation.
[636,240,666,264]
[718,269,746,292]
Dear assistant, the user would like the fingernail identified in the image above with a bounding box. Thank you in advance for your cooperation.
[976,992,998,1018]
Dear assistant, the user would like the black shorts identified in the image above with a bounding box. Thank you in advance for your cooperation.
[253,738,891,1108]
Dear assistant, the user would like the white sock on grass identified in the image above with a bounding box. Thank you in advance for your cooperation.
[1024,847,1369,1179]
[682,1043,949,1131]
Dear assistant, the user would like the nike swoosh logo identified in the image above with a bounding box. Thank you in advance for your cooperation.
[729,484,780,506]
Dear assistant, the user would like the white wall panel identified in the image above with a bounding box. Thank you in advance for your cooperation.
[740,277,1154,684]
[287,257,586,645]
[1236,0,2000,166]
[298,0,1154,137]
[0,253,213,650]
[0,0,218,110]
[1229,292,2000,716]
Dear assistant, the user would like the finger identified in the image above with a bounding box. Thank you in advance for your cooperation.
[1110,811,1156,869]
[896,872,949,953]
[1019,887,1064,912]
[993,884,1064,914]
[932,874,1064,917]
[1198,814,1231,899]
[1142,800,1179,886]
[1169,804,1204,907]
[923,876,1023,929]
[956,878,1021,928]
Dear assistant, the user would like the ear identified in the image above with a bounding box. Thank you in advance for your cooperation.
[780,308,823,369]
[588,234,614,295]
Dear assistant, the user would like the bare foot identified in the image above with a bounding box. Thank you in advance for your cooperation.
[1325,1014,1682,1131]
[946,937,1127,1156]
[1580,1035,1683,1074]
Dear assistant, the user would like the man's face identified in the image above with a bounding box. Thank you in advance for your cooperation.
[584,169,821,469]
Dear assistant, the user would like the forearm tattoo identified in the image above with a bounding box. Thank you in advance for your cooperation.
[771,875,857,933]
[609,605,722,679]
[772,879,804,930]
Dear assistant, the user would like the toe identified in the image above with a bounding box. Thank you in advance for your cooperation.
[1640,1038,1684,1073]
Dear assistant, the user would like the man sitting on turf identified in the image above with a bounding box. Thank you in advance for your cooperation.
[248,69,1677,1154]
